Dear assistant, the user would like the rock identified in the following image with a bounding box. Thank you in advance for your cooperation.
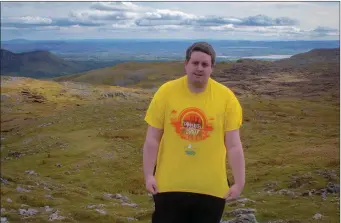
[316,170,337,181]
[301,190,313,196]
[115,92,128,98]
[45,206,54,212]
[221,213,258,223]
[1,93,10,101]
[38,122,53,128]
[16,186,31,193]
[115,193,123,199]
[265,221,286,223]
[314,188,327,195]
[289,174,313,189]
[1,208,5,213]
[45,195,54,200]
[322,191,327,201]
[313,213,322,220]
[278,189,296,197]
[225,208,256,217]
[0,178,9,185]
[6,198,12,203]
[44,186,51,191]
[64,171,71,175]
[7,151,21,158]
[49,210,65,221]
[19,208,39,216]
[87,204,105,209]
[264,181,278,191]
[326,182,340,193]
[23,138,33,145]
[127,217,138,221]
[1,217,9,223]
[25,170,38,176]
[55,163,62,167]
[226,198,256,206]
[21,89,46,103]
[115,193,129,202]
[121,202,138,208]
[95,209,107,215]
[103,193,114,200]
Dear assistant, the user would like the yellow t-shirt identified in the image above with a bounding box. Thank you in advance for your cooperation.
[144,75,242,198]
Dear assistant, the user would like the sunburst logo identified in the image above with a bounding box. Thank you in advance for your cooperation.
[171,107,213,141]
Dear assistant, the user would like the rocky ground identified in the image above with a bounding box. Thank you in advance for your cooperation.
[1,50,340,222]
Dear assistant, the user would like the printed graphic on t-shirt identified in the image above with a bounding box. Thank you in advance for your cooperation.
[170,107,214,142]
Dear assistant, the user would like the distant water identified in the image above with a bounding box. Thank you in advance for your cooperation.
[1,39,339,62]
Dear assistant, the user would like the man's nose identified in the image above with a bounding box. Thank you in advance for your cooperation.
[197,64,204,71]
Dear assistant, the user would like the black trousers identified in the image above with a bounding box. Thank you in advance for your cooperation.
[152,192,226,223]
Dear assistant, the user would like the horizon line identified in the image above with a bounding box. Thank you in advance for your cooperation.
[1,38,340,42]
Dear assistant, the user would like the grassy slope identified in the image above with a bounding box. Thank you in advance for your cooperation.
[53,61,185,89]
[1,76,339,223]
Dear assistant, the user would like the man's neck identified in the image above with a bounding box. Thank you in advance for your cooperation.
[187,79,207,94]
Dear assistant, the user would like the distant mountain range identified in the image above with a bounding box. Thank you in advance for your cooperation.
[54,48,340,93]
[2,39,339,62]
[1,47,339,82]
[0,49,122,78]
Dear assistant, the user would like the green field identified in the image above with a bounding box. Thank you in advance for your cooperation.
[1,74,339,223]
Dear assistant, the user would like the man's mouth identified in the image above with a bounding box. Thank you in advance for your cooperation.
[194,73,203,77]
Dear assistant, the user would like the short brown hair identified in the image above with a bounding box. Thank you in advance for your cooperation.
[186,42,216,66]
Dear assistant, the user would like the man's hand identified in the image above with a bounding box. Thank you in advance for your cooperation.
[143,125,163,195]
[224,184,244,201]
[145,175,158,194]
[224,129,245,201]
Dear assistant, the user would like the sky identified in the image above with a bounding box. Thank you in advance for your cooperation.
[1,1,340,41]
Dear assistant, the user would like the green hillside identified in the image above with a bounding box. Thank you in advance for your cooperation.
[0,49,120,79]
[53,61,186,89]
[1,70,339,222]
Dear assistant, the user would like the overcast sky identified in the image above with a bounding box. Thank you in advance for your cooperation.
[1,2,340,41]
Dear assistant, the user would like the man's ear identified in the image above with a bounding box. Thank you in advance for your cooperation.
[184,59,188,66]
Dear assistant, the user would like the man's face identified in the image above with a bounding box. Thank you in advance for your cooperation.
[184,51,213,88]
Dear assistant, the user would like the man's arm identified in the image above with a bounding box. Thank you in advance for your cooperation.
[225,129,245,198]
[143,125,163,193]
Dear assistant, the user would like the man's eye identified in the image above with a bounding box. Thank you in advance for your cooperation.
[202,63,208,67]
[192,61,199,65]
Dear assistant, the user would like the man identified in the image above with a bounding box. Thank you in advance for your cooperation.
[143,42,245,223]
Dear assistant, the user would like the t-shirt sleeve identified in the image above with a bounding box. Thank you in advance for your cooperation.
[144,84,167,129]
[224,90,243,132]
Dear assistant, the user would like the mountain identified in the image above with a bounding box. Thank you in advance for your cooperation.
[277,48,340,64]
[54,48,340,98]
[273,48,340,72]
[53,61,185,88]
[0,49,121,78]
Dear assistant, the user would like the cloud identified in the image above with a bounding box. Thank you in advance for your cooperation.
[208,25,305,39]
[193,16,242,27]
[2,2,338,40]
[53,18,104,27]
[111,20,137,29]
[69,10,137,21]
[209,24,235,31]
[310,26,339,37]
[90,2,147,12]
[143,9,196,20]
[313,26,338,33]
[2,16,53,27]
[1,16,104,28]
[135,11,299,29]
[135,9,197,26]
[240,15,298,26]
